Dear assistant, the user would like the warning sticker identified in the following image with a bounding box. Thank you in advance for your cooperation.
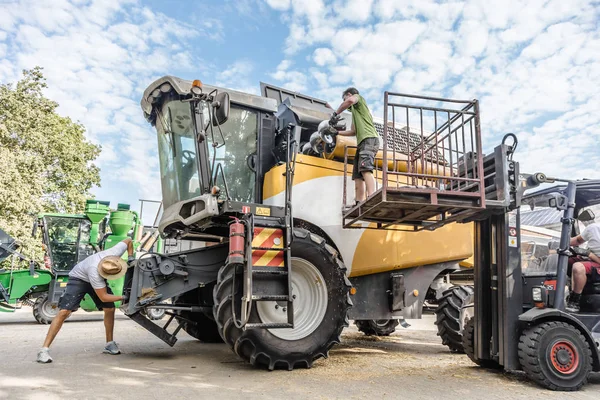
[509,227,517,237]
[509,237,518,247]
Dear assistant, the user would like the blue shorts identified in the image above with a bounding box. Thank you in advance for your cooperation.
[58,278,115,311]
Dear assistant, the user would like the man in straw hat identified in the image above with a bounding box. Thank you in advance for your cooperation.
[37,238,133,363]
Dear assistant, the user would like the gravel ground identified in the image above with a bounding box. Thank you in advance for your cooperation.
[1,308,598,399]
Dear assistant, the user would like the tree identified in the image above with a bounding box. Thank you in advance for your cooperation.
[0,67,101,263]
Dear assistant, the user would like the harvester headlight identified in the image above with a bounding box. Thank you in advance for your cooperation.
[159,83,172,93]
[191,79,203,95]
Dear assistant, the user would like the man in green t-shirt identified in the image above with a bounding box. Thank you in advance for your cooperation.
[330,87,380,204]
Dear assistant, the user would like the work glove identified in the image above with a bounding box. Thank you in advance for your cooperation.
[329,112,341,127]
[127,255,136,267]
[121,292,129,304]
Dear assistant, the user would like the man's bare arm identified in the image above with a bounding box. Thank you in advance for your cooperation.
[589,252,600,264]
[570,235,585,247]
[337,124,356,137]
[94,287,123,303]
[335,94,359,115]
[121,238,134,257]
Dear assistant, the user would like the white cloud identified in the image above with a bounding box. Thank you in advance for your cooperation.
[330,27,369,54]
[270,59,307,92]
[335,0,374,23]
[266,0,600,182]
[218,60,254,82]
[0,0,223,208]
[313,48,336,66]
[265,0,291,10]
[216,60,259,95]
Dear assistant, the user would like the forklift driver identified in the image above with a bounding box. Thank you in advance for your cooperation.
[566,216,600,313]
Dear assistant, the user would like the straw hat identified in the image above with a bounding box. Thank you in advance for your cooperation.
[98,256,128,280]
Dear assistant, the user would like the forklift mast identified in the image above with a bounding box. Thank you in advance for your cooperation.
[471,143,579,370]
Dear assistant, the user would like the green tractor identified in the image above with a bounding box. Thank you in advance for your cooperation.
[0,200,160,323]
[0,229,53,316]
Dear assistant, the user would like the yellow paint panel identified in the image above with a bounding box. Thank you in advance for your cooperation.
[262,155,475,276]
[350,223,474,277]
[263,154,439,200]
[262,155,344,199]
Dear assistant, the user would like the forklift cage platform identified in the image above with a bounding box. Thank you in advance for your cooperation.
[343,92,486,231]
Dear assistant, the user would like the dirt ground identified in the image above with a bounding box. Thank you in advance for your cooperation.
[1,309,598,399]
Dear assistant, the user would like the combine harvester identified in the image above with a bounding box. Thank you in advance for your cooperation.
[119,77,490,367]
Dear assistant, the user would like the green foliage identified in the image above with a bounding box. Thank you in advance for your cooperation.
[0,67,101,264]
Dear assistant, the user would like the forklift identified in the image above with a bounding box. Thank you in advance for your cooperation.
[462,138,600,391]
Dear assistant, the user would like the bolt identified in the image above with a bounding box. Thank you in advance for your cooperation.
[292,295,296,300]
[275,305,279,309]
[283,307,287,312]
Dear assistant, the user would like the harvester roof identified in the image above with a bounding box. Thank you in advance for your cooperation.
[141,76,277,126]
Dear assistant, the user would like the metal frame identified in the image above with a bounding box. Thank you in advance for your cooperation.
[342,92,486,230]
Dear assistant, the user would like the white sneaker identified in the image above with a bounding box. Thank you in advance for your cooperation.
[103,341,121,355]
[37,348,53,363]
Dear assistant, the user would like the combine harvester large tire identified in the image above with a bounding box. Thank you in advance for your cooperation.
[213,229,352,370]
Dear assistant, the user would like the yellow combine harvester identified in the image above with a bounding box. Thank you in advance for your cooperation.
[122,77,485,369]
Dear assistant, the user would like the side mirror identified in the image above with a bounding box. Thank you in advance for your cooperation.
[578,209,595,222]
[212,92,230,126]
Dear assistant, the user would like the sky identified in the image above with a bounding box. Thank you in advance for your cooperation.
[1,0,599,224]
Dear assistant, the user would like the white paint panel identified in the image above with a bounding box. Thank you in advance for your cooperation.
[264,175,366,275]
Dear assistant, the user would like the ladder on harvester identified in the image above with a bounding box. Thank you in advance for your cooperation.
[238,124,297,330]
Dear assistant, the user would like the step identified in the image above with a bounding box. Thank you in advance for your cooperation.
[245,322,293,329]
[252,268,289,275]
[246,294,290,301]
[251,246,290,251]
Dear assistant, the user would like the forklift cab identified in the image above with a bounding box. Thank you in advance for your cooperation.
[522,184,600,312]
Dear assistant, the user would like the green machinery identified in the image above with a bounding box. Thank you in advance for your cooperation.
[0,200,154,323]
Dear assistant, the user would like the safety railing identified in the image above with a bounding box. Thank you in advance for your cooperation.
[342,92,486,230]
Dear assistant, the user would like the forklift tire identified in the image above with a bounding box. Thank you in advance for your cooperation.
[462,317,501,369]
[33,293,58,325]
[213,228,352,370]
[518,321,593,391]
[435,285,474,353]
[355,319,399,336]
